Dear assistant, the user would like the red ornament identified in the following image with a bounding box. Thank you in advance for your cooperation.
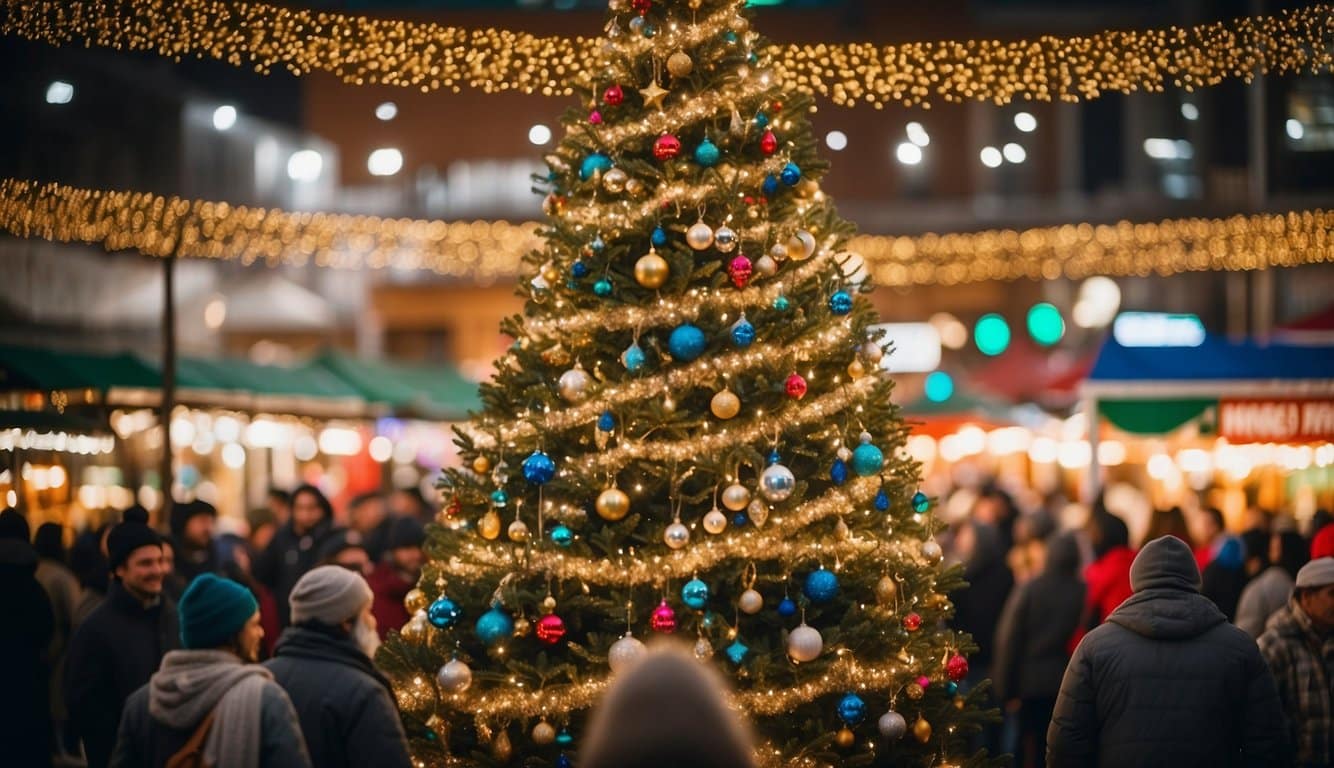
[650,600,677,633]
[772,101,783,112]
[603,85,624,106]
[632,0,652,13]
[728,255,753,289]
[536,614,567,645]
[760,130,778,155]
[946,653,969,681]
[902,612,922,632]
[916,675,932,690]
[446,496,462,518]
[653,134,682,161]
[785,373,808,400]
[589,110,603,125]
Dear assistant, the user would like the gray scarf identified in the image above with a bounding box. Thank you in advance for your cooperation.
[148,649,271,768]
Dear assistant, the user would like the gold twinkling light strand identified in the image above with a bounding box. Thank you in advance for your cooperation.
[2,0,1331,109]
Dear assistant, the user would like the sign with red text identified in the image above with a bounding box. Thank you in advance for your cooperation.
[1218,398,1334,443]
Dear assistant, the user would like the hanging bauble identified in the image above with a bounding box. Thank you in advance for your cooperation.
[476,604,515,646]
[558,364,592,402]
[754,111,769,129]
[597,410,615,432]
[601,167,628,194]
[829,290,854,315]
[710,389,741,420]
[541,595,557,614]
[631,0,652,13]
[492,731,513,761]
[878,711,907,740]
[788,229,817,260]
[681,577,710,609]
[838,693,867,725]
[536,613,567,645]
[759,462,795,502]
[847,359,867,379]
[694,137,720,167]
[834,517,851,540]
[625,178,644,196]
[471,455,491,475]
[871,488,890,512]
[913,716,932,743]
[862,340,884,363]
[588,109,603,125]
[730,316,755,348]
[922,538,943,561]
[531,271,551,293]
[773,294,791,312]
[667,324,707,361]
[650,600,677,633]
[912,491,931,514]
[620,341,647,372]
[947,653,970,681]
[579,153,613,181]
[427,596,462,628]
[803,567,839,603]
[556,728,574,746]
[713,225,738,253]
[403,610,428,641]
[595,487,630,521]
[664,521,690,549]
[728,255,753,289]
[667,50,693,77]
[479,510,502,540]
[608,632,647,673]
[760,130,778,155]
[753,254,777,277]
[522,450,556,484]
[651,225,668,248]
[835,727,855,748]
[785,372,808,399]
[701,506,728,534]
[725,638,749,665]
[787,622,823,662]
[550,524,574,548]
[721,483,750,511]
[693,636,713,660]
[507,519,529,542]
[852,433,884,476]
[653,134,682,161]
[590,235,606,253]
[631,249,671,289]
[761,174,779,197]
[769,242,789,260]
[780,162,802,186]
[946,681,959,695]
[902,612,922,632]
[542,194,565,216]
[686,219,714,251]
[436,658,472,693]
[603,84,624,105]
[491,488,509,507]
[571,260,590,279]
[532,720,556,745]
[830,459,848,485]
[738,588,763,614]
[662,395,676,413]
[777,596,797,617]
[405,588,429,614]
[747,499,769,527]
[593,277,613,297]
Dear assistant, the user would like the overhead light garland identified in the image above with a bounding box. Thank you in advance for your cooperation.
[2,179,1329,289]
[1,0,1331,109]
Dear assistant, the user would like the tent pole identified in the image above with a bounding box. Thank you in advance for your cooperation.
[1084,394,1101,505]
[158,253,176,528]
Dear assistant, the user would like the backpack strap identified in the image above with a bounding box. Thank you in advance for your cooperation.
[165,708,217,768]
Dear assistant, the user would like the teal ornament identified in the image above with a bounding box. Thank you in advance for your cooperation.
[668,324,707,362]
[754,112,769,129]
[724,30,738,43]
[591,236,606,253]
[490,489,509,507]
[830,459,848,485]
[556,755,573,768]
[851,435,883,476]
[838,693,867,725]
[475,604,514,645]
[597,410,615,432]
[780,162,802,186]
[912,491,930,514]
[725,638,749,664]
[580,153,612,181]
[803,567,839,603]
[555,728,574,747]
[946,681,959,695]
[694,137,721,167]
[550,524,574,548]
[730,316,755,347]
[593,277,613,297]
[681,578,710,609]
[773,295,790,312]
[748,51,759,65]
[522,450,556,484]
[571,261,589,279]
[874,488,890,511]
[620,341,646,372]
[651,225,668,248]
[762,174,779,196]
[701,611,715,628]
[427,596,462,628]
[777,596,797,617]
[829,290,853,315]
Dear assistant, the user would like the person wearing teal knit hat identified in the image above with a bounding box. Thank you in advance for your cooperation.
[178,573,260,653]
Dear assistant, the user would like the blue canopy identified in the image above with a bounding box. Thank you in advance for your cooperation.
[1088,335,1334,386]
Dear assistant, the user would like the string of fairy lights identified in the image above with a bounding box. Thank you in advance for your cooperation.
[1,0,1331,109]
[2,180,1329,289]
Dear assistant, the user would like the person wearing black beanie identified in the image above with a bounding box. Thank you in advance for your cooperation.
[169,499,220,584]
[367,516,425,640]
[65,507,179,768]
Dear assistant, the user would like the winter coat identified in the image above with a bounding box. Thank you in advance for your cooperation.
[172,537,221,585]
[1236,566,1294,638]
[36,557,79,719]
[65,580,180,768]
[1083,546,1135,625]
[256,517,334,627]
[950,522,1014,670]
[367,561,413,640]
[0,540,55,768]
[1047,542,1286,767]
[1201,536,1248,621]
[1257,597,1333,767]
[993,534,1086,702]
[265,624,412,768]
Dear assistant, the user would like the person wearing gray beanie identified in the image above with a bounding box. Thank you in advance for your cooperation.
[1258,556,1334,767]
[265,566,411,768]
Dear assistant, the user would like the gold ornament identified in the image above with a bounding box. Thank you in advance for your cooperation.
[507,519,529,542]
[541,595,557,614]
[667,51,693,78]
[702,507,728,534]
[472,455,491,474]
[596,487,630,521]
[875,575,898,604]
[513,617,531,637]
[402,611,428,642]
[634,250,670,288]
[686,219,714,251]
[404,588,429,614]
[624,177,644,196]
[954,694,967,710]
[479,510,501,540]
[710,389,741,419]
[492,730,512,761]
[688,0,703,9]
[602,167,629,194]
[540,343,571,367]
[913,716,932,743]
[541,263,561,283]
[906,681,924,700]
[662,395,677,413]
[532,720,555,745]
[834,517,850,540]
[847,359,866,379]
[639,80,669,110]
[787,229,817,260]
[721,483,751,511]
[835,727,855,748]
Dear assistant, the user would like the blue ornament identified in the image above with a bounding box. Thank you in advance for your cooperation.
[777,596,798,617]
[681,578,710,609]
[732,512,749,527]
[912,491,931,514]
[730,316,755,347]
[694,137,721,167]
[780,162,802,186]
[838,693,867,725]
[591,236,606,253]
[597,410,615,432]
[754,112,769,129]
[768,449,781,465]
[490,489,509,507]
[830,459,848,485]
[580,153,612,181]
[427,596,462,628]
[773,295,791,312]
[550,524,574,548]
[725,639,749,664]
[556,755,573,768]
[593,277,613,297]
[556,728,574,746]
[803,567,839,603]
[668,324,707,362]
[475,604,514,645]
[829,290,853,315]
[522,450,556,484]
[571,261,589,279]
[874,489,890,511]
[620,341,646,372]
[651,225,668,248]
[946,681,959,695]
[762,174,779,196]
[852,439,884,477]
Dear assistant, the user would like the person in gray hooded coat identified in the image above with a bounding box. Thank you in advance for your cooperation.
[1047,535,1287,767]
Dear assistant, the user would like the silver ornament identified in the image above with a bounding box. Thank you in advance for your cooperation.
[922,538,943,561]
[713,225,738,253]
[686,220,714,251]
[702,507,728,534]
[738,588,763,614]
[558,365,591,402]
[437,659,472,693]
[769,242,789,260]
[787,623,823,662]
[507,519,529,542]
[753,254,777,277]
[837,446,853,462]
[747,498,769,527]
[693,636,714,660]
[760,463,796,502]
[862,340,884,363]
[664,522,690,549]
[721,483,750,511]
[608,632,647,673]
[878,711,907,740]
[530,273,550,292]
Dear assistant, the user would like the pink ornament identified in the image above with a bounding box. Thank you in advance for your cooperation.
[728,255,753,289]
[785,372,808,400]
[902,612,922,632]
[650,600,677,633]
[589,110,603,125]
[603,85,624,106]
[916,675,932,690]
[536,614,567,645]
[653,134,682,161]
[946,653,969,681]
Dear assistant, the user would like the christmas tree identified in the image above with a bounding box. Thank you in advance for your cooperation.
[378,1,995,765]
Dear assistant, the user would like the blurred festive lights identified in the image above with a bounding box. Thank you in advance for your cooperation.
[923,371,954,403]
[973,314,1011,356]
[1026,303,1065,346]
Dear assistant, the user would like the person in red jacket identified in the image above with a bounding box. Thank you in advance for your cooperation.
[1071,511,1135,651]
[367,516,424,639]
